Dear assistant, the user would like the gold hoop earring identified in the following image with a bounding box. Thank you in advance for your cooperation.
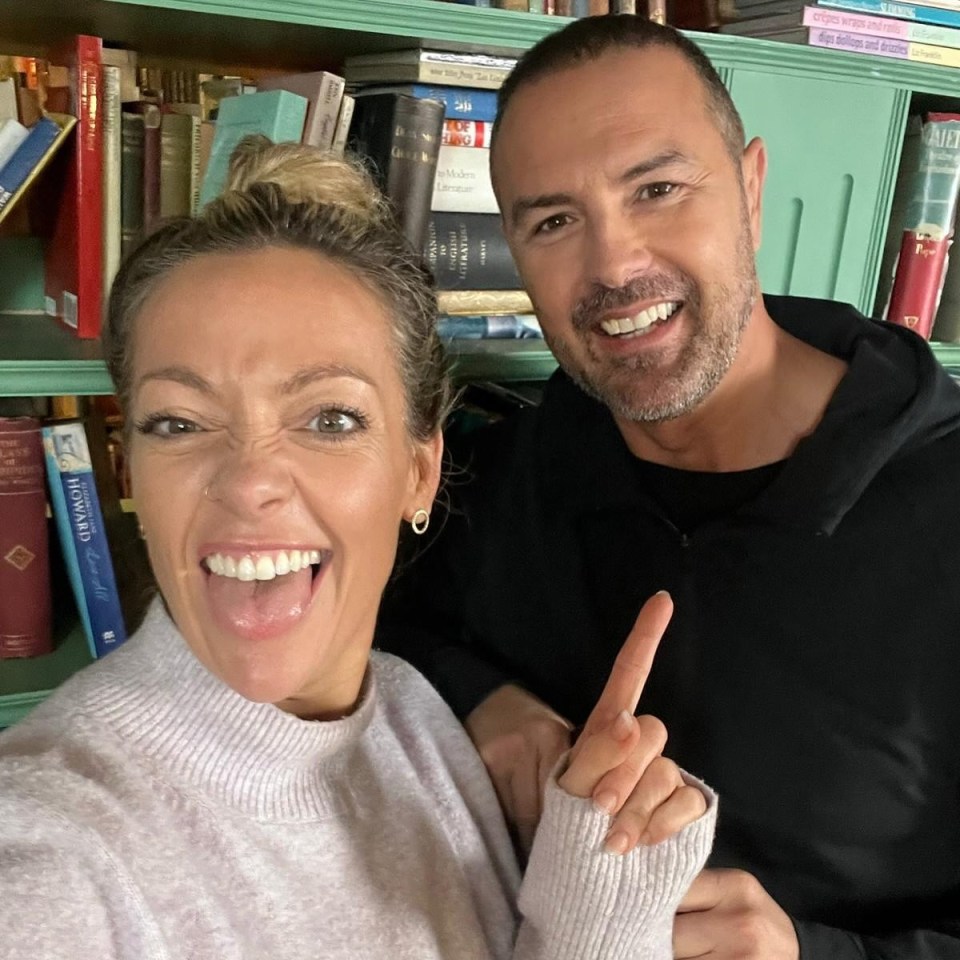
[138,520,146,540]
[411,508,430,536]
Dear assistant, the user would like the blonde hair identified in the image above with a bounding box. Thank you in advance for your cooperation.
[104,135,452,443]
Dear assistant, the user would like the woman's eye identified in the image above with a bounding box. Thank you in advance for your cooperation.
[307,409,364,435]
[136,415,201,437]
[638,182,677,201]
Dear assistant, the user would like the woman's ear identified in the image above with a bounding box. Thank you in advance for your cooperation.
[406,430,444,517]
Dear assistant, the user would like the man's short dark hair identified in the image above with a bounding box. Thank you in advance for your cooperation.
[492,15,746,163]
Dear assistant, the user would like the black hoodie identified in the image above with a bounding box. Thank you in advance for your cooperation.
[380,295,960,958]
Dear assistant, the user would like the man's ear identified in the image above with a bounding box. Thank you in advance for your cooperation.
[741,137,767,252]
[406,430,444,520]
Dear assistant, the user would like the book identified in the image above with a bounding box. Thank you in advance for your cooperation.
[808,25,960,64]
[351,84,498,121]
[42,420,127,659]
[437,314,542,338]
[198,88,309,206]
[818,0,960,28]
[0,76,17,123]
[347,92,445,252]
[804,4,960,46]
[120,111,145,258]
[102,64,122,304]
[885,113,960,339]
[331,94,355,155]
[44,35,104,340]
[0,114,75,224]
[423,212,522,290]
[438,288,534,314]
[160,111,200,218]
[0,418,52,659]
[258,71,345,149]
[0,118,28,170]
[343,49,516,91]
[442,119,493,147]
[432,143,498,213]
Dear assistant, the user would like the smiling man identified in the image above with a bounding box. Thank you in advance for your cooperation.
[379,14,960,960]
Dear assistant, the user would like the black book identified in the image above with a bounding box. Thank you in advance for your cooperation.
[423,212,522,291]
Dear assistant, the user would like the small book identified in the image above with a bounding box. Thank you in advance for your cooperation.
[42,421,128,659]
[0,114,76,224]
[331,94,355,156]
[0,418,52,659]
[258,71,346,149]
[199,89,309,206]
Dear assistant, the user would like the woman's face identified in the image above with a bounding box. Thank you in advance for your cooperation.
[127,246,442,719]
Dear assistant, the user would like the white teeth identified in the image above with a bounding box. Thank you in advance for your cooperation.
[600,301,680,337]
[204,549,323,580]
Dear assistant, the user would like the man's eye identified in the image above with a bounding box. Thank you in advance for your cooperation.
[136,415,201,437]
[307,408,365,435]
[638,182,677,201]
[533,213,573,235]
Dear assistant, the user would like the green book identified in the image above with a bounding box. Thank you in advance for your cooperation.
[198,89,308,207]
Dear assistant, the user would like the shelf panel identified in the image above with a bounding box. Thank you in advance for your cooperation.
[449,339,557,383]
[0,623,93,729]
[0,314,112,397]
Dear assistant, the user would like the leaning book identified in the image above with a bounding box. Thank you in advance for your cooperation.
[42,421,128,659]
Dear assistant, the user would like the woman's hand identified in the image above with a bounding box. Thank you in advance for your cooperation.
[557,591,707,853]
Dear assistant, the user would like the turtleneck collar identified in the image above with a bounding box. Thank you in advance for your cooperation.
[72,600,378,821]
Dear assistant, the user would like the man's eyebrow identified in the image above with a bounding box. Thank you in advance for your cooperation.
[509,149,693,226]
[135,363,375,397]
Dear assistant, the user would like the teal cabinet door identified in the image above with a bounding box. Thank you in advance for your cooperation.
[726,70,907,314]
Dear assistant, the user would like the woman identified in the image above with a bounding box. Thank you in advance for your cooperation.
[0,137,715,958]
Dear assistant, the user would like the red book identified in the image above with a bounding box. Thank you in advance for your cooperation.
[887,113,960,340]
[44,35,104,340]
[442,119,493,149]
[0,418,52,659]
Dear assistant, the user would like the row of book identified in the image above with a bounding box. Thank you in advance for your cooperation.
[0,406,145,664]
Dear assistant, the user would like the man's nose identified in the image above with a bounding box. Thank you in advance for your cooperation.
[584,212,657,292]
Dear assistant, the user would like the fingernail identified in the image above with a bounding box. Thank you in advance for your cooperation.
[593,790,618,814]
[612,709,633,739]
[604,830,630,855]
[655,589,669,597]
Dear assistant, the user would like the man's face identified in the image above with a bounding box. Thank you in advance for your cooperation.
[492,46,765,423]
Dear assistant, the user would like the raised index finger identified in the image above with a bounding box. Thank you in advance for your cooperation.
[586,591,673,732]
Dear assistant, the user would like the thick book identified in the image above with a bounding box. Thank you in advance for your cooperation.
[102,64,122,303]
[128,99,163,235]
[120,111,145,258]
[804,4,960,46]
[423,212,522,290]
[347,92,445,252]
[199,89,309,206]
[438,288,533,314]
[808,24,960,64]
[886,113,960,339]
[818,0,960,28]
[432,143,498,214]
[44,34,104,340]
[42,421,127,659]
[0,114,75,223]
[351,84,498,121]
[442,119,493,148]
[0,418,52,659]
[343,49,516,91]
[258,71,346,149]
[160,111,200,218]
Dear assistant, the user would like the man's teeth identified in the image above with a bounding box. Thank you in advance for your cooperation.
[600,301,680,336]
[205,550,323,581]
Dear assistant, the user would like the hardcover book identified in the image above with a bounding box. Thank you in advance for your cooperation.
[818,0,960,28]
[344,49,515,92]
[804,4,960,46]
[423,212,522,290]
[0,118,29,171]
[0,114,75,224]
[886,113,960,339]
[432,143,498,214]
[0,418,52,659]
[442,119,493,148]
[159,111,200,218]
[102,64,122,302]
[437,314,542,339]
[331,94,355,155]
[42,420,127,659]
[351,84,498,121]
[44,34,104,340]
[120,111,145,258]
[808,25,960,65]
[258,71,346,149]
[199,89,309,206]
[438,289,534,315]
[348,92,445,252]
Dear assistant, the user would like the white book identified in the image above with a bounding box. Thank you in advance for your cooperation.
[102,65,122,302]
[0,118,29,173]
[0,79,17,124]
[331,94,355,156]
[431,143,498,214]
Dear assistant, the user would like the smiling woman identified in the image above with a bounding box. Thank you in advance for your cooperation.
[0,136,715,959]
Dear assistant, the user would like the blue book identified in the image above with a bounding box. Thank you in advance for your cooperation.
[352,84,498,121]
[818,0,960,27]
[42,422,127,659]
[0,116,62,211]
[199,89,309,206]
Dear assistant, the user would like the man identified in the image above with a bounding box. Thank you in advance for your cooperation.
[379,15,960,959]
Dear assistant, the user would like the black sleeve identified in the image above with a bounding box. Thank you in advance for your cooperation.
[795,916,960,958]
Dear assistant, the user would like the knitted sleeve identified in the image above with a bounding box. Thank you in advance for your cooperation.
[514,771,717,960]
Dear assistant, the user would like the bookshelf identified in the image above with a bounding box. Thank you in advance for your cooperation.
[3,1,960,726]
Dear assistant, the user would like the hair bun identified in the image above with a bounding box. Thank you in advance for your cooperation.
[224,133,386,222]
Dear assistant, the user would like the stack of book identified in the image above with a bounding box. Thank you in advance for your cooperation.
[718,0,807,41]
[342,45,540,340]
[806,0,960,66]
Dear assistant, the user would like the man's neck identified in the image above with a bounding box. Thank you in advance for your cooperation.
[614,306,849,472]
